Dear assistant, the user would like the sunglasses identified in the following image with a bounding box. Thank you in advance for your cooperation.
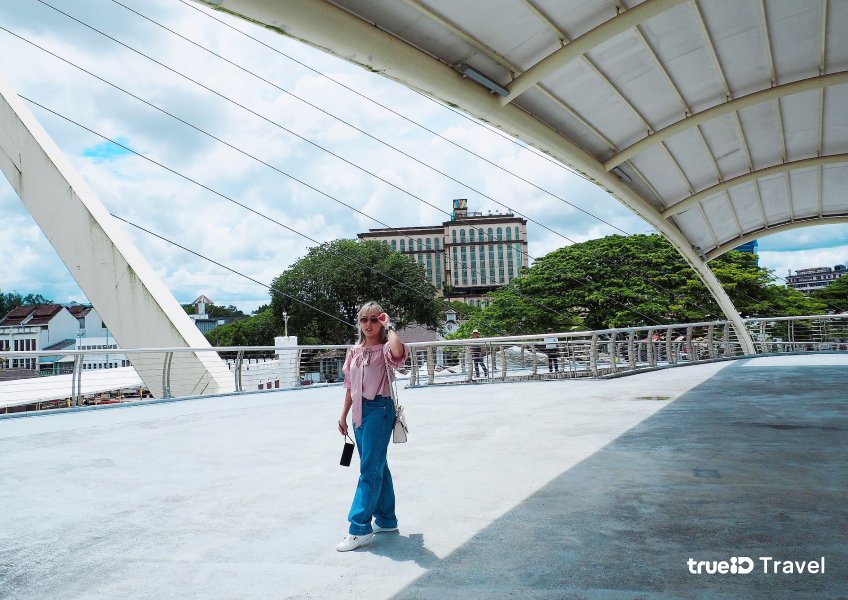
[359,316,381,324]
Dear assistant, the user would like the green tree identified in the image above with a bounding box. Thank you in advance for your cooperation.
[205,307,278,347]
[811,275,848,312]
[451,234,824,336]
[270,239,443,344]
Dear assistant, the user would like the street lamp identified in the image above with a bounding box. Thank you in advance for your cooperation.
[283,311,289,338]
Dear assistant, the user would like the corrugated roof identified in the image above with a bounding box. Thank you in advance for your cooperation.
[66,305,92,318]
[0,305,36,326]
[0,304,66,327]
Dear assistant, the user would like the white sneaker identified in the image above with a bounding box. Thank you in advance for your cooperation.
[372,524,399,533]
[336,533,374,552]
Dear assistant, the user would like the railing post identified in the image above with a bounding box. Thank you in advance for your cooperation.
[707,325,716,359]
[530,344,537,376]
[71,354,81,406]
[426,346,435,384]
[646,329,655,367]
[686,327,696,363]
[722,324,731,356]
[628,330,636,370]
[590,333,599,376]
[234,350,244,392]
[411,350,419,386]
[789,320,795,351]
[162,352,173,399]
[500,346,507,380]
[465,346,473,382]
[665,327,677,365]
[609,332,618,373]
[760,320,767,353]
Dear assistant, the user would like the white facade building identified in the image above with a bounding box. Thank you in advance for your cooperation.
[0,303,127,373]
[786,264,848,292]
[0,304,79,371]
[358,199,529,307]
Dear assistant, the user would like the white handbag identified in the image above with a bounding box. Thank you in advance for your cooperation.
[385,361,408,444]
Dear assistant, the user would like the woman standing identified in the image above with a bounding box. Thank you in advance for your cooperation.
[336,301,408,552]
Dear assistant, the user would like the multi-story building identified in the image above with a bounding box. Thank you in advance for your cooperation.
[733,239,759,265]
[786,264,848,292]
[358,199,529,306]
[0,303,127,373]
[0,304,79,371]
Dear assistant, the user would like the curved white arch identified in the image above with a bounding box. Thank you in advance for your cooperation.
[706,217,848,261]
[195,0,757,354]
[605,72,848,171]
[663,154,848,219]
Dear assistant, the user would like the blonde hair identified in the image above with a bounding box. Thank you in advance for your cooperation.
[356,300,388,345]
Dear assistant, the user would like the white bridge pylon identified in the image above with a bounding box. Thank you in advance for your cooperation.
[0,75,234,398]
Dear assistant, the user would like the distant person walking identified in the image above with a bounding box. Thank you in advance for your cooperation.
[336,301,408,552]
[470,329,488,378]
[543,328,559,373]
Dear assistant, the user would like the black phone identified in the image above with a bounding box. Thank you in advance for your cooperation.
[340,434,355,467]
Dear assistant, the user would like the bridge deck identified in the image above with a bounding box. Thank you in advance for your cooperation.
[1,355,845,599]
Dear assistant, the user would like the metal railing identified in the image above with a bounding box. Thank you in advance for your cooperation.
[1,314,846,412]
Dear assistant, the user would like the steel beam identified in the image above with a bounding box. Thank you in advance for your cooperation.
[605,71,848,170]
[663,154,848,218]
[706,217,848,260]
[501,0,688,104]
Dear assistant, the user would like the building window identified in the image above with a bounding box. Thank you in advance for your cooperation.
[470,245,478,284]
[498,244,505,283]
[459,230,468,285]
[426,238,433,283]
[506,228,512,241]
[489,241,496,283]
[507,241,514,280]
[391,240,397,251]
[469,229,475,243]
[452,248,459,286]
[479,243,486,283]
[400,239,405,252]
[452,230,457,245]
[515,226,520,240]
[497,227,502,240]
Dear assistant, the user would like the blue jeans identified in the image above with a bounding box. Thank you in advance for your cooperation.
[348,396,397,535]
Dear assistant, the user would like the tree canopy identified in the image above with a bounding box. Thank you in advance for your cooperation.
[811,275,848,312]
[450,234,825,338]
[270,239,443,344]
[205,306,278,347]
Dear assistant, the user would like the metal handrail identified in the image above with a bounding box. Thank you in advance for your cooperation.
[1,314,846,412]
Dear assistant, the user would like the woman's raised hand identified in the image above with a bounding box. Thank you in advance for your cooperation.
[378,312,391,328]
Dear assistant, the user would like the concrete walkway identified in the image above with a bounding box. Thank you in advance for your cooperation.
[0,355,845,599]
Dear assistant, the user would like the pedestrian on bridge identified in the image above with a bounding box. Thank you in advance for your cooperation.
[336,300,408,552]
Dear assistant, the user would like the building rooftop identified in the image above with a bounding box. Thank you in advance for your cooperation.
[0,303,65,327]
[1,354,844,598]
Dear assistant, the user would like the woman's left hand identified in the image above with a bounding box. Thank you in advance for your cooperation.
[378,312,391,328]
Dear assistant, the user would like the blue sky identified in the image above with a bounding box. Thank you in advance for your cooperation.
[0,0,845,314]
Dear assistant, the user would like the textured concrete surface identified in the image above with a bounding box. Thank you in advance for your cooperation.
[0,355,845,599]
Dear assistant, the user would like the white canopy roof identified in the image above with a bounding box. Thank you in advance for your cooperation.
[197,0,848,350]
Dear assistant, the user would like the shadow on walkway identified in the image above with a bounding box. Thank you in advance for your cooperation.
[389,360,848,599]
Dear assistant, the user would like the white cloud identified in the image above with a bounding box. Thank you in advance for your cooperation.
[0,0,845,323]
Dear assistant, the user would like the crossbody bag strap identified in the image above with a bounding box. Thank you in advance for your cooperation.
[384,359,400,411]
